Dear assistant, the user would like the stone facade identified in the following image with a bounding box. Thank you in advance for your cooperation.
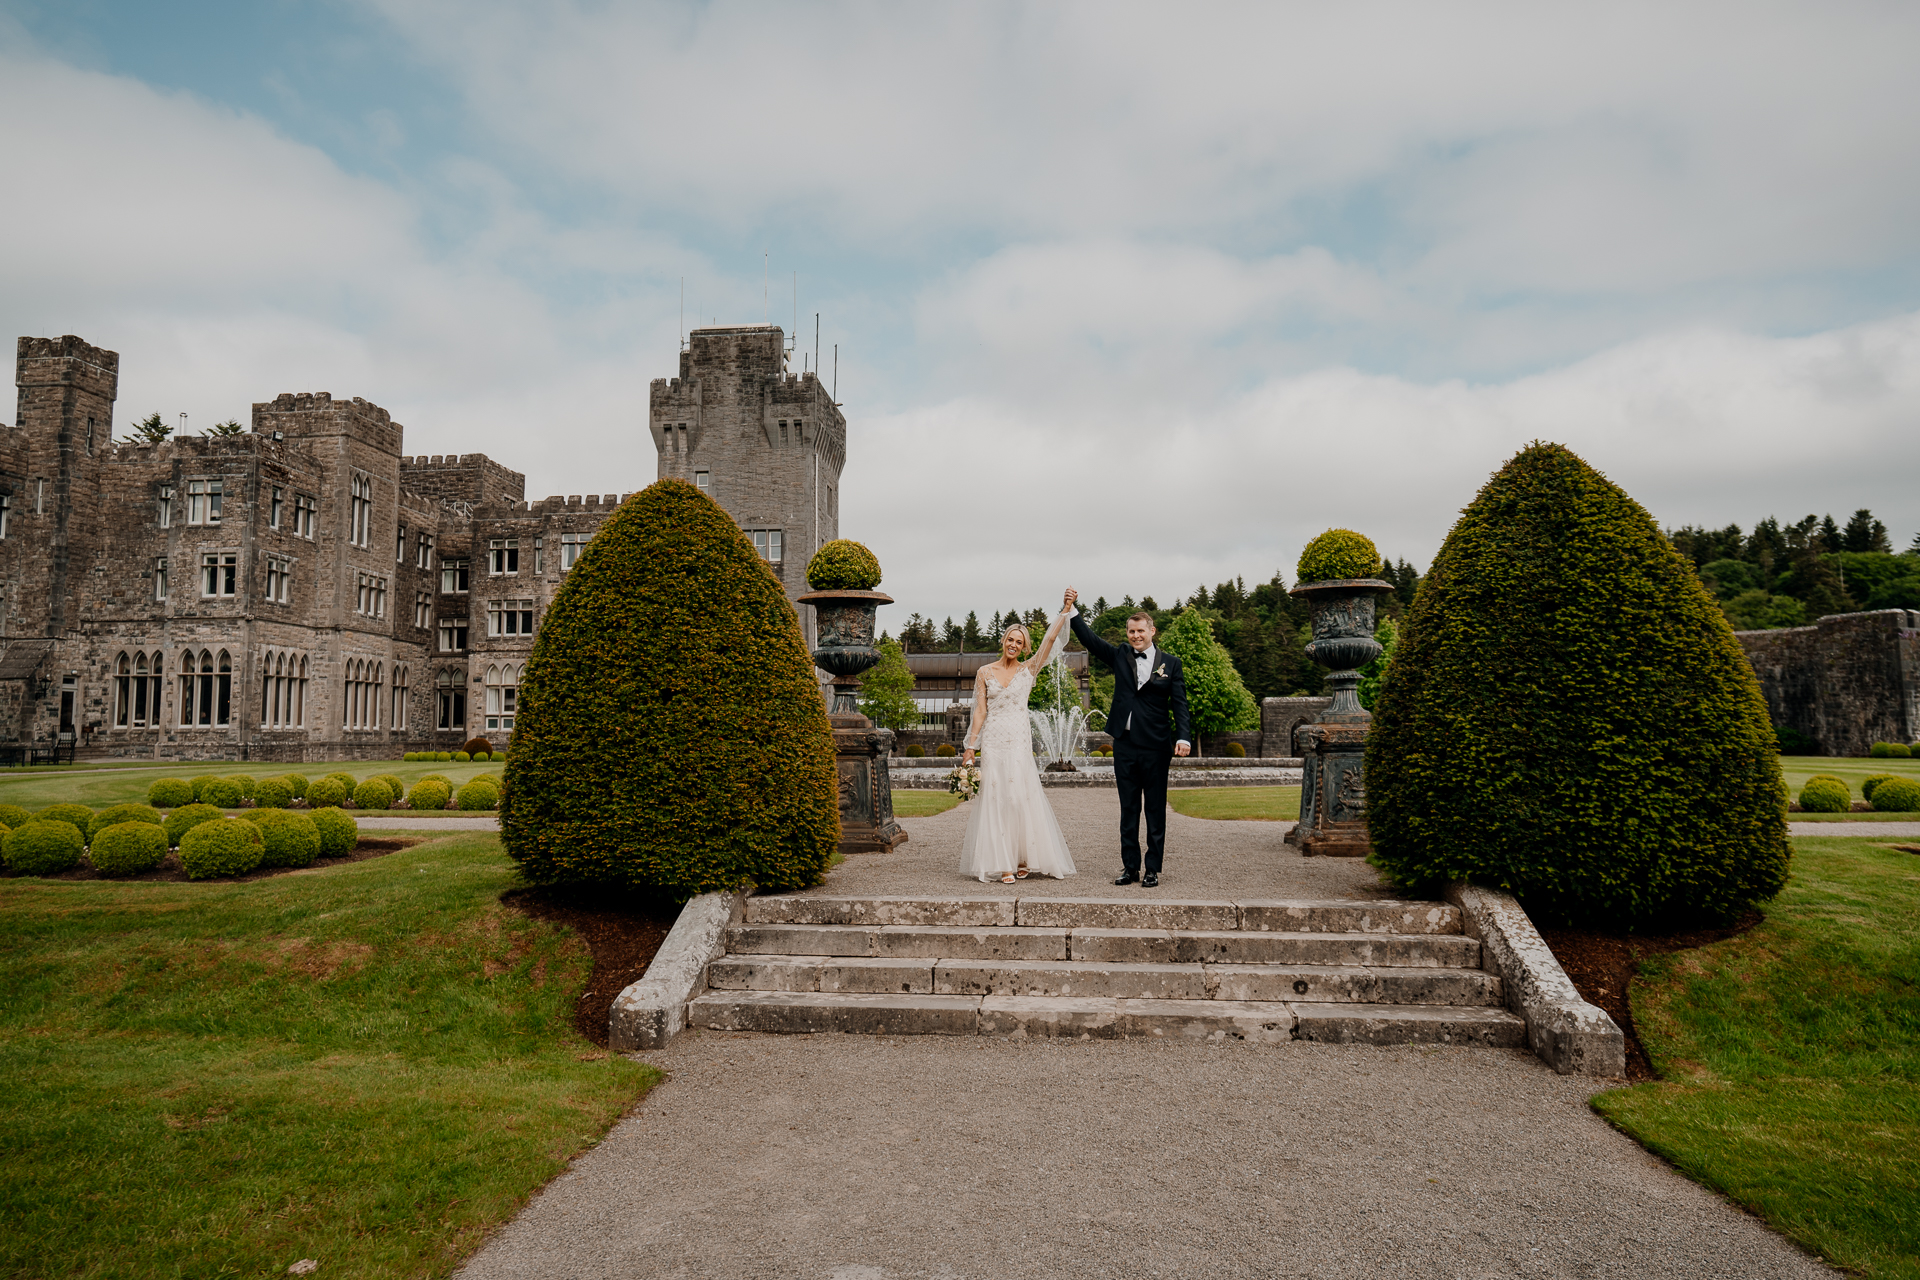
[1737,609,1920,756]
[1,325,842,761]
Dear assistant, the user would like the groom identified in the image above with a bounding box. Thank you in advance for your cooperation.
[1066,589,1191,887]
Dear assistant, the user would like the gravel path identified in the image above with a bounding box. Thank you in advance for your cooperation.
[1788,821,1920,837]
[458,1033,1834,1280]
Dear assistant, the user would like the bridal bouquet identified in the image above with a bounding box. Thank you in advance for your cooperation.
[946,765,982,800]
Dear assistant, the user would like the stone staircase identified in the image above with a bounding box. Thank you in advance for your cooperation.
[686,895,1528,1046]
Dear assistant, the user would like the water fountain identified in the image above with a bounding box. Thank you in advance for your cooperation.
[1029,650,1097,772]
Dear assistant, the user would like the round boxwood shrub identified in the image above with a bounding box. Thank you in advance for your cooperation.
[309,806,357,858]
[188,775,224,801]
[245,809,321,868]
[163,803,226,846]
[905,745,925,758]
[36,803,95,833]
[5,820,85,875]
[1367,443,1790,928]
[405,779,451,812]
[179,818,264,880]
[434,751,451,762]
[1805,774,1849,793]
[462,736,493,757]
[0,803,30,830]
[1870,777,1920,812]
[1798,780,1851,813]
[370,773,405,800]
[471,751,490,762]
[503,479,840,896]
[420,773,452,786]
[1861,774,1898,802]
[89,822,169,876]
[1296,529,1383,585]
[452,751,471,762]
[146,778,195,809]
[282,773,310,799]
[198,777,245,808]
[252,778,293,809]
[236,776,257,800]
[1225,741,1247,757]
[805,538,883,591]
[1890,744,1913,759]
[1870,741,1893,758]
[352,779,395,810]
[324,772,357,792]
[456,780,499,811]
[935,743,956,757]
[86,804,164,843]
[305,778,349,809]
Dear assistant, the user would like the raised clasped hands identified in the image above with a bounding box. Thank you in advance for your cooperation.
[1063,586,1078,612]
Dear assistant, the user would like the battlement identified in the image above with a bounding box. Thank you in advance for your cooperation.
[256,392,392,424]
[526,492,630,515]
[103,432,281,464]
[17,335,119,374]
[253,391,405,456]
[399,452,526,507]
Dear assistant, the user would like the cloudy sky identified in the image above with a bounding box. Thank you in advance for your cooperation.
[4,1,1917,623]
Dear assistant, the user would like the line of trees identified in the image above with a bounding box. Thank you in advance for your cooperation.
[1667,508,1920,629]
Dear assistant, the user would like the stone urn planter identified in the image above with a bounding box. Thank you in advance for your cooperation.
[796,588,893,716]
[797,585,907,855]
[1287,577,1394,857]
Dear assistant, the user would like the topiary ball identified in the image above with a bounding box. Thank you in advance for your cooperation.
[420,774,452,786]
[36,803,95,834]
[1367,442,1789,929]
[235,776,257,800]
[503,479,840,896]
[1890,744,1913,759]
[246,809,321,868]
[352,780,395,810]
[282,773,310,799]
[804,538,883,591]
[179,818,264,880]
[198,778,244,808]
[0,803,30,830]
[1798,780,1850,813]
[470,751,490,762]
[452,751,471,763]
[905,745,925,758]
[435,752,451,762]
[309,807,357,859]
[1296,529,1383,585]
[146,778,195,809]
[163,803,227,846]
[252,779,293,810]
[305,778,350,809]
[462,737,493,758]
[324,772,357,792]
[935,744,956,757]
[86,804,164,843]
[405,780,451,812]
[1225,741,1247,757]
[456,780,499,811]
[189,775,223,801]
[1870,777,1920,812]
[1870,742,1892,757]
[89,822,169,876]
[1861,774,1898,802]
[4,821,85,875]
[1806,774,1849,793]
[371,774,405,800]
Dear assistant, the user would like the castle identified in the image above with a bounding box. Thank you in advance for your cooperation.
[0,325,843,761]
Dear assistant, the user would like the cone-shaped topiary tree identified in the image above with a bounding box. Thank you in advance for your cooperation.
[502,479,840,895]
[1366,443,1789,927]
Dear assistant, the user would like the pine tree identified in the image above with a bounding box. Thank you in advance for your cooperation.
[1841,508,1891,553]
[204,419,245,436]
[120,411,171,445]
[962,611,985,651]
[858,639,921,732]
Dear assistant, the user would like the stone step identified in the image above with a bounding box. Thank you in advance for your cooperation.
[686,990,1526,1046]
[707,954,1503,1006]
[723,924,1481,969]
[743,895,1462,935]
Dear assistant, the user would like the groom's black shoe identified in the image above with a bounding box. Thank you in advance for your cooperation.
[1142,872,1159,888]
[1113,871,1139,886]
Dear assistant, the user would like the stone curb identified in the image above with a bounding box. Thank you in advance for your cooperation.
[608,890,745,1051]
[1445,883,1625,1076]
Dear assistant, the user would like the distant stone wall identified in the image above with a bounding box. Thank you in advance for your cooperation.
[1737,609,1920,756]
[1262,697,1332,759]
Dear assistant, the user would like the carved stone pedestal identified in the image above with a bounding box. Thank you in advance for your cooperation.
[831,712,908,854]
[1287,721,1372,857]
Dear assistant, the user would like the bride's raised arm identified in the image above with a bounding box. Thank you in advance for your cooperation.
[1022,606,1072,672]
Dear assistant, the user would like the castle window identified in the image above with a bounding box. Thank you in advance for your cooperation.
[344,658,382,730]
[679,424,688,452]
[86,416,95,455]
[533,537,543,574]
[0,493,8,539]
[488,539,519,575]
[416,532,434,568]
[265,556,292,604]
[35,478,44,515]
[356,573,388,618]
[441,556,470,594]
[201,551,238,598]
[262,652,306,730]
[293,494,317,538]
[186,479,222,525]
[154,557,168,601]
[438,619,469,652]
[488,598,535,637]
[437,668,466,730]
[695,470,710,493]
[350,475,372,547]
[397,523,408,563]
[750,529,783,562]
[113,653,130,727]
[779,421,789,446]
[391,664,410,730]
[157,485,173,528]
[114,652,163,729]
[269,486,283,529]
[560,532,587,570]
[415,591,432,629]
[485,664,520,731]
[180,649,231,727]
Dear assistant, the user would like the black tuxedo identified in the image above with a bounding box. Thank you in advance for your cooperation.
[1071,613,1192,875]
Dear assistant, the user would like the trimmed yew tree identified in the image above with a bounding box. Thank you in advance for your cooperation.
[1367,442,1789,927]
[502,479,839,895]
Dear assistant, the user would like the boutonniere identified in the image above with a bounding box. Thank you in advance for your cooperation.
[1154,663,1167,678]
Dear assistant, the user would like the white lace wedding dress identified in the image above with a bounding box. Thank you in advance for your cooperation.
[958,663,1077,882]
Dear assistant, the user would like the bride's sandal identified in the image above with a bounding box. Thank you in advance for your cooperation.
[1014,868,1030,880]
[1000,873,1017,884]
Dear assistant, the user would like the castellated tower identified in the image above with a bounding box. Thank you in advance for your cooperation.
[651,325,846,647]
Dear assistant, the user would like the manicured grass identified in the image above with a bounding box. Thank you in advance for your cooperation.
[1593,837,1920,1279]
[0,758,503,811]
[0,832,659,1279]
[1783,755,1920,796]
[1167,786,1301,821]
[892,790,961,817]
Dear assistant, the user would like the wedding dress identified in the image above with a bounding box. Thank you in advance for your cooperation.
[958,663,1078,881]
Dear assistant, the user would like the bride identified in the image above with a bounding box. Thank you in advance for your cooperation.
[958,591,1078,884]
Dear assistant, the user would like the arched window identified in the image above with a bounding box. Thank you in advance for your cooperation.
[179,651,198,726]
[296,656,308,727]
[437,668,466,730]
[113,653,131,728]
[485,663,520,732]
[372,662,383,730]
[215,651,232,726]
[391,664,410,731]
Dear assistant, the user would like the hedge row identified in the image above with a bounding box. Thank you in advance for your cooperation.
[0,802,356,878]
[403,751,502,762]
[144,771,478,811]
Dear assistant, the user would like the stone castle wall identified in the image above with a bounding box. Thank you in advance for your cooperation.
[1737,609,1920,756]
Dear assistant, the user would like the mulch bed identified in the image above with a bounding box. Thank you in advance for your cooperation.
[4,837,424,884]
[1537,911,1762,1081]
[502,886,681,1048]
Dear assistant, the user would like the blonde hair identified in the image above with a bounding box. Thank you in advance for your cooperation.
[1002,623,1031,648]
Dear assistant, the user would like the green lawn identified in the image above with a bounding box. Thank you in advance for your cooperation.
[1167,786,1301,821]
[1593,837,1920,1279]
[0,758,503,811]
[892,790,960,817]
[0,831,659,1279]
